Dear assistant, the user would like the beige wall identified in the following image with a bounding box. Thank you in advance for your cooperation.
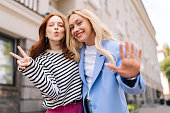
[0,0,43,41]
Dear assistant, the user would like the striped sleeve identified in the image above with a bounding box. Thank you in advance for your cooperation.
[19,57,60,100]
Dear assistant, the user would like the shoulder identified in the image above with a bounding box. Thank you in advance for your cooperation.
[103,40,121,53]
[34,52,50,62]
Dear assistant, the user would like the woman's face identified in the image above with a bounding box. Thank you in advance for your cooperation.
[46,16,65,44]
[69,14,95,46]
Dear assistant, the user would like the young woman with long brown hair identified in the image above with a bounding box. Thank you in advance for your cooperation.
[10,14,84,113]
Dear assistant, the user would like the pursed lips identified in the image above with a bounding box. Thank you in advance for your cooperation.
[54,31,59,35]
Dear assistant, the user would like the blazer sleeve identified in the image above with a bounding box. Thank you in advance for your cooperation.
[19,57,61,100]
[116,73,146,94]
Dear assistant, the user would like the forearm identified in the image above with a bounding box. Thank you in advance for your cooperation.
[19,59,60,100]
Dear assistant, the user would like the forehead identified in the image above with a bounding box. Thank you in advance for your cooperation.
[48,16,63,23]
[69,14,84,24]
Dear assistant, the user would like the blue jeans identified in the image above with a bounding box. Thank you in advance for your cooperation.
[85,99,93,113]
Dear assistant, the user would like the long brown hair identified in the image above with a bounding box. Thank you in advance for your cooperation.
[29,14,73,60]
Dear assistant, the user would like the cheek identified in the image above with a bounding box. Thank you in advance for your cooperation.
[61,29,65,36]
[71,30,74,36]
[46,28,52,35]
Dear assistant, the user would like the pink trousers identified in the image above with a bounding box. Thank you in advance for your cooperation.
[46,101,84,113]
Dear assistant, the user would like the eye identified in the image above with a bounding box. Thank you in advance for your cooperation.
[70,26,74,31]
[48,22,54,27]
[77,21,82,25]
[58,24,64,27]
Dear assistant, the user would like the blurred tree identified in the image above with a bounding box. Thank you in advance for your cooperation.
[163,44,170,58]
[161,44,170,82]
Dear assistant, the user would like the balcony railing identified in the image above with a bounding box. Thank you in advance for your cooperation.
[13,0,65,17]
[48,5,64,16]
[14,0,38,12]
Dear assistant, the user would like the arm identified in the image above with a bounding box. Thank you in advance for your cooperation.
[10,46,60,100]
[21,57,60,99]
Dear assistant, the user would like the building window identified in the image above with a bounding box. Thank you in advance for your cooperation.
[123,0,128,11]
[0,33,14,85]
[15,0,38,11]
[125,22,128,33]
[105,0,111,15]
[116,10,120,21]
[88,0,101,9]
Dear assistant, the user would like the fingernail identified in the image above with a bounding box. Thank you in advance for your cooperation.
[105,63,108,65]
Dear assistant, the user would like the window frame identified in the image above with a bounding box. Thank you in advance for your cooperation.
[0,32,17,86]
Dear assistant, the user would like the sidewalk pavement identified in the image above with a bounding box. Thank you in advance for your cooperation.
[138,104,170,113]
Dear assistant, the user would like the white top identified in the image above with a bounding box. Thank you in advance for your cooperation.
[84,45,97,99]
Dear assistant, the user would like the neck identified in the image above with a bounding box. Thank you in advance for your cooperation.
[85,40,95,46]
[85,31,96,46]
[49,41,61,50]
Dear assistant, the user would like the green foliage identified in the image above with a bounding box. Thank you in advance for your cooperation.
[163,44,170,58]
[166,66,170,82]
[161,43,170,82]
[3,42,12,55]
[160,58,170,71]
[127,104,139,113]
[161,57,170,82]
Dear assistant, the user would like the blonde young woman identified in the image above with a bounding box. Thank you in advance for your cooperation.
[10,14,84,113]
[65,9,146,113]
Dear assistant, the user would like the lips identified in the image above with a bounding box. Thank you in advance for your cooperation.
[54,31,59,36]
[75,31,84,38]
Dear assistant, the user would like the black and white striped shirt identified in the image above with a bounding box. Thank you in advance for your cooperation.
[20,50,82,109]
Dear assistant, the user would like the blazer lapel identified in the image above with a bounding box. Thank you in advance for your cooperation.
[91,40,107,86]
[91,52,105,85]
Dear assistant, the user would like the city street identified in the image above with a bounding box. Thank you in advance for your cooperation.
[139,104,170,113]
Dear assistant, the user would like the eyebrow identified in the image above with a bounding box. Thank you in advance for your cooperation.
[69,18,81,26]
[48,21,63,24]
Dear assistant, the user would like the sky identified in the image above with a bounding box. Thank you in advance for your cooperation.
[141,0,170,50]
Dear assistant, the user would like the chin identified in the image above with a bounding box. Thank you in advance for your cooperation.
[77,37,85,42]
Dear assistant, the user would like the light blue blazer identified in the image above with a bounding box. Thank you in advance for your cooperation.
[79,40,146,113]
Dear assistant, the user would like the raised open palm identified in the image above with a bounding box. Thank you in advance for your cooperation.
[105,41,142,78]
[10,46,32,69]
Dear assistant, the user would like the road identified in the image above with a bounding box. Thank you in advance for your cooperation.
[138,104,170,113]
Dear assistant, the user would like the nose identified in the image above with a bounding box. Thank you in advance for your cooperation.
[54,27,58,30]
[73,26,79,34]
[54,24,59,30]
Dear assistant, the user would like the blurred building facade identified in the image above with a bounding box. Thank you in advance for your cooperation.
[0,0,162,113]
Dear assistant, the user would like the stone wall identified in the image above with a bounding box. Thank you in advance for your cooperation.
[0,86,19,113]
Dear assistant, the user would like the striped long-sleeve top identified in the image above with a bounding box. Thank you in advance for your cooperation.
[20,50,82,109]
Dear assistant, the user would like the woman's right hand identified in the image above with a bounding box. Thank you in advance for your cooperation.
[10,46,32,69]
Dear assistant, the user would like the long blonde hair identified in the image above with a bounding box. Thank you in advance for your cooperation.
[66,9,117,65]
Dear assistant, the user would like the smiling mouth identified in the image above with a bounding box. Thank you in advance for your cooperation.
[76,31,84,38]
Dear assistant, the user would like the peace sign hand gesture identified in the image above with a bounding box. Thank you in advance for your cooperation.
[10,46,32,69]
[105,41,142,79]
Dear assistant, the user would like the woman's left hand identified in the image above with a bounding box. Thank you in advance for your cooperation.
[105,41,142,78]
